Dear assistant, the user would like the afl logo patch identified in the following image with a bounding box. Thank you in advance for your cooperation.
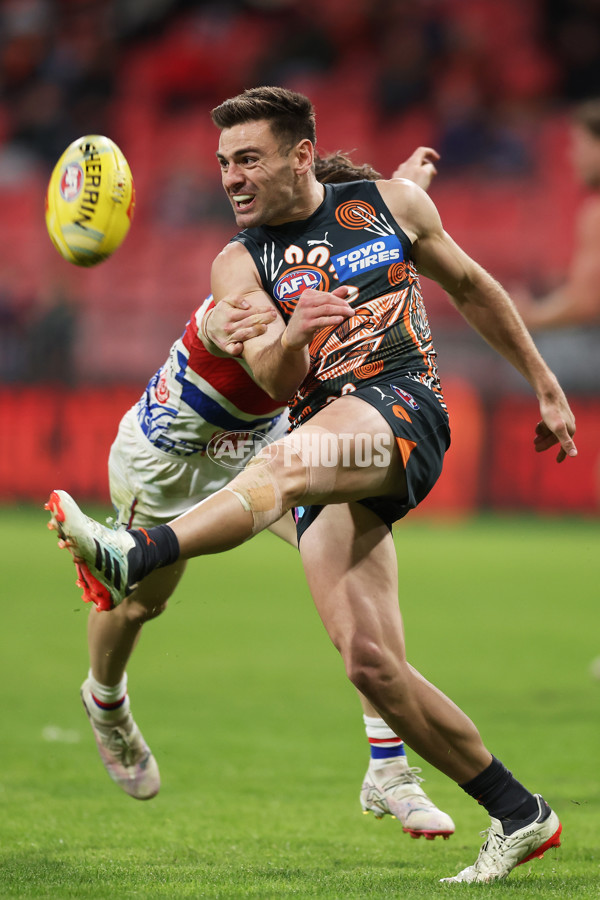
[392,385,420,410]
[59,162,84,202]
[274,267,326,302]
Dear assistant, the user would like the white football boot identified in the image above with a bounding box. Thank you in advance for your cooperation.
[361,759,455,839]
[440,794,561,883]
[81,678,160,800]
[46,489,136,610]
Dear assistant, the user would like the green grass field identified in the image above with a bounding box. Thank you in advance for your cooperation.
[0,506,598,899]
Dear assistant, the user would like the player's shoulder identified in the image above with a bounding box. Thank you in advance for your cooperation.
[376,177,440,241]
[377,176,429,205]
[213,235,253,269]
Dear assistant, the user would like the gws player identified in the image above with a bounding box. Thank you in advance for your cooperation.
[69,146,455,840]
[47,87,575,883]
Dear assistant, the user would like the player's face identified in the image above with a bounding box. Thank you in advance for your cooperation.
[216,120,301,227]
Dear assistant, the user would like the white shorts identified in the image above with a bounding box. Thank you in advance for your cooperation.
[108,407,289,528]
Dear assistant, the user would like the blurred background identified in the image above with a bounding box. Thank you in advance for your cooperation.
[0,0,598,515]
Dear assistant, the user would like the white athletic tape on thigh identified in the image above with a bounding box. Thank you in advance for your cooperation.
[223,425,340,532]
[223,452,283,534]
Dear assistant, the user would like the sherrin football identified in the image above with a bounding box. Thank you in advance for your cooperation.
[45,134,135,267]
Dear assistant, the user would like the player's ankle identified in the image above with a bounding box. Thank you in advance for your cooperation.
[85,670,129,721]
[363,714,406,769]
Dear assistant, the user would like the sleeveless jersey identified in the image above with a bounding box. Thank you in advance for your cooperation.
[231,180,445,428]
[134,296,286,457]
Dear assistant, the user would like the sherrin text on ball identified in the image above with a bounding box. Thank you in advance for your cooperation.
[45,134,135,267]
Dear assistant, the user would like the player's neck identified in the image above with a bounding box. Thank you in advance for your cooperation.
[270,179,325,226]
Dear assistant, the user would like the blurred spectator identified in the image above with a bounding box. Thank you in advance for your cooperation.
[371,2,442,121]
[543,0,600,101]
[25,282,78,385]
[153,165,231,227]
[253,2,337,86]
[0,273,32,381]
[0,0,117,167]
[0,0,599,386]
[513,99,600,391]
[516,99,600,328]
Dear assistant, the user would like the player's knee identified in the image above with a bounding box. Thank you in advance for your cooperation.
[225,443,305,533]
[342,634,390,694]
[120,593,168,624]
[262,441,308,509]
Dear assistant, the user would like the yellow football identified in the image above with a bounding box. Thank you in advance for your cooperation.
[45,134,135,267]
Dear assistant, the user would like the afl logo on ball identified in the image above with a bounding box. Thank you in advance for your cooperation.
[59,163,84,202]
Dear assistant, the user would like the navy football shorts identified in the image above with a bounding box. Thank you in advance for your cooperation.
[294,376,451,543]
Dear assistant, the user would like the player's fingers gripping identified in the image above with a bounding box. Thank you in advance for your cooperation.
[301,287,354,320]
[223,340,244,357]
[211,297,276,350]
[227,311,277,343]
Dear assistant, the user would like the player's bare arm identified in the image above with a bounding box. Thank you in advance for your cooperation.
[378,179,577,462]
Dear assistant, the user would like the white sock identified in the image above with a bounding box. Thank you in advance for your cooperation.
[86,670,129,720]
[364,714,407,770]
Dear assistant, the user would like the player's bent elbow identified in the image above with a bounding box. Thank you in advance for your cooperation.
[256,374,300,404]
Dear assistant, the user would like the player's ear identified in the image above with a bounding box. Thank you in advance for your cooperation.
[294,139,315,176]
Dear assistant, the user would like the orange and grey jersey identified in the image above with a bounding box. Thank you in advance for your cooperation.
[231,180,446,429]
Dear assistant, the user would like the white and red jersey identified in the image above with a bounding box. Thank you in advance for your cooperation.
[134,296,286,457]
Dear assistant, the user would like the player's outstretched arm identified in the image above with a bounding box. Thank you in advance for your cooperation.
[379,179,577,463]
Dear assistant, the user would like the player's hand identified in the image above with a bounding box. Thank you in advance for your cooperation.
[392,147,440,192]
[282,285,355,351]
[534,392,577,463]
[206,296,277,356]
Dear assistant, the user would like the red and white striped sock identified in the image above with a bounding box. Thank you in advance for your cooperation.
[363,714,406,769]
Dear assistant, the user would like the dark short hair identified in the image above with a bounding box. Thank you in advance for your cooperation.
[211,86,316,150]
[315,150,382,184]
[573,99,600,138]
